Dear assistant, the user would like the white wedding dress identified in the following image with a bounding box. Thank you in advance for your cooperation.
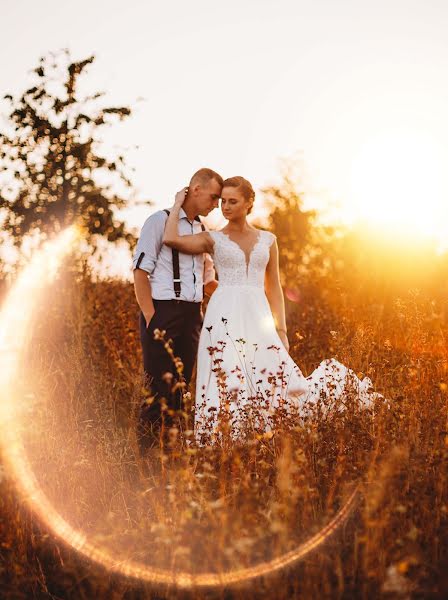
[194,230,381,442]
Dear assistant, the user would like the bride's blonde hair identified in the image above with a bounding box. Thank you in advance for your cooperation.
[222,176,255,214]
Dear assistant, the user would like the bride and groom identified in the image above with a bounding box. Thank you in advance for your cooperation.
[133,168,379,454]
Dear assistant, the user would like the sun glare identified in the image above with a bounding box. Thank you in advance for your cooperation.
[347,131,448,246]
[0,228,359,588]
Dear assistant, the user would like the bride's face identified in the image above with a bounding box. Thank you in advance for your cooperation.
[221,186,251,220]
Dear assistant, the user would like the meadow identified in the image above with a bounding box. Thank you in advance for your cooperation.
[1,244,447,599]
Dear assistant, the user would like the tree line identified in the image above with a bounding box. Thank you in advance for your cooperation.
[1,50,447,314]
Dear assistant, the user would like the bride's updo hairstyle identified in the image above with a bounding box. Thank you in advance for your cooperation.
[222,176,256,214]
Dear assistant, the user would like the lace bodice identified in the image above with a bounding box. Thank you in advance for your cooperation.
[209,230,276,287]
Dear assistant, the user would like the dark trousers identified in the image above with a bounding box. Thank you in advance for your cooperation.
[137,299,202,454]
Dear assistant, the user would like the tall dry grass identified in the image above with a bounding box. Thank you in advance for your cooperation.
[1,263,447,599]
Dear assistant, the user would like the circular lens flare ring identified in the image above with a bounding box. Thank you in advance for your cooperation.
[0,227,359,589]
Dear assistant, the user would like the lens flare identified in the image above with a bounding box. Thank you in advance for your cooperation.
[0,227,359,588]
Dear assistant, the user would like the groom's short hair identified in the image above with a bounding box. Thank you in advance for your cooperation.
[189,168,223,188]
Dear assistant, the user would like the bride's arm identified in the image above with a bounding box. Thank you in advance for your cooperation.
[163,188,214,255]
[265,238,289,351]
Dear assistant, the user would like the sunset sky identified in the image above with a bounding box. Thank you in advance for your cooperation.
[1,0,448,254]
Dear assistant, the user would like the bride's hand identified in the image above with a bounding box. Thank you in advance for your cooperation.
[174,187,188,207]
[278,330,290,352]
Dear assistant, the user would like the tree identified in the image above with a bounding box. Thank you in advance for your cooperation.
[0,50,138,252]
[262,160,317,283]
[262,160,341,363]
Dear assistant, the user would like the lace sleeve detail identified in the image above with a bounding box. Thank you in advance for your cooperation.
[263,230,276,247]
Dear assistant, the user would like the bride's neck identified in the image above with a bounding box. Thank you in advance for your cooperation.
[225,219,250,232]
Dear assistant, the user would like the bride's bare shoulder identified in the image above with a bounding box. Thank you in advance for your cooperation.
[252,227,275,234]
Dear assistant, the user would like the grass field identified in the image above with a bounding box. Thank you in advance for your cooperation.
[1,264,447,599]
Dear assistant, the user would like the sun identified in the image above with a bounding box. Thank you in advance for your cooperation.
[346,131,448,247]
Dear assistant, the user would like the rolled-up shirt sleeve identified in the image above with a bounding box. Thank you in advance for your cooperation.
[132,211,166,274]
[203,252,215,285]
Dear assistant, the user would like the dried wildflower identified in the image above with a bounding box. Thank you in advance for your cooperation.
[162,371,174,384]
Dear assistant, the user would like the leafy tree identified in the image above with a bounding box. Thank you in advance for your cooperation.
[262,160,318,282]
[0,50,138,251]
[262,160,341,363]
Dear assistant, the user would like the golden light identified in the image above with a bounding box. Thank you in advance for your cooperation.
[0,227,359,588]
[347,131,448,245]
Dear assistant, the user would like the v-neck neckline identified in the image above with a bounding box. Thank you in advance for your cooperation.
[220,230,262,274]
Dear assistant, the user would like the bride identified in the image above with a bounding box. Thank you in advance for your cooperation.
[163,176,381,443]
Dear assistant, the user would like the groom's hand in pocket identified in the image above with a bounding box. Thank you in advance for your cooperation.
[144,309,155,329]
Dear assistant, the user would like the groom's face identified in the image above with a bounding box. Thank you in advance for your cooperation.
[194,179,222,216]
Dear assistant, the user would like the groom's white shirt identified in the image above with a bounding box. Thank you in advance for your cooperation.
[132,207,215,303]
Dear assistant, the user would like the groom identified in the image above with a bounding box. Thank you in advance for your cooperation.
[132,168,223,455]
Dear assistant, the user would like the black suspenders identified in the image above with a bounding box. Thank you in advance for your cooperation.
[163,209,205,299]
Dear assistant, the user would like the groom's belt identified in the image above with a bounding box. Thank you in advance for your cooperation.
[153,298,202,306]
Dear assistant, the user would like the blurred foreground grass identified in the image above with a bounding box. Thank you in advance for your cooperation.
[0,265,447,599]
